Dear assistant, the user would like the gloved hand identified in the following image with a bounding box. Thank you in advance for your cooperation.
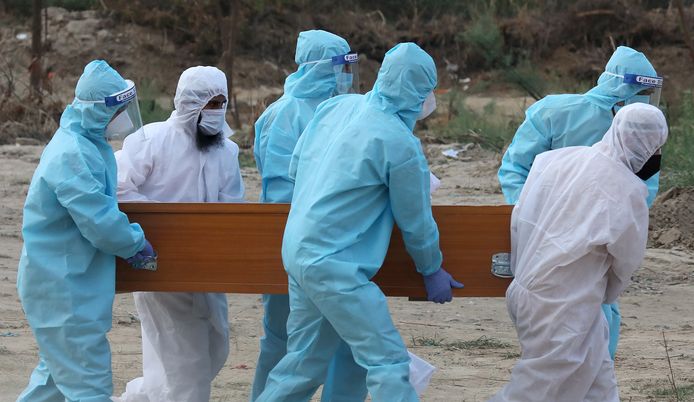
[423,268,464,304]
[126,239,157,271]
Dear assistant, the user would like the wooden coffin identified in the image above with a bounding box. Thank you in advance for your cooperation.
[115,203,513,297]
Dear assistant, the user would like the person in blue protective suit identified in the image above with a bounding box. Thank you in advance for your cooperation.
[256,42,463,402]
[251,29,367,402]
[16,60,155,402]
[497,46,661,360]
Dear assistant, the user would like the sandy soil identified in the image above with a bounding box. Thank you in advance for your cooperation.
[0,143,692,402]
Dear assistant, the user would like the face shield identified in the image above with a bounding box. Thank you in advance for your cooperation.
[608,73,664,107]
[331,52,360,95]
[623,73,663,107]
[75,79,144,139]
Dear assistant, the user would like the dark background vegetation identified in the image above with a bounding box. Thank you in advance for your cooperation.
[0,0,693,187]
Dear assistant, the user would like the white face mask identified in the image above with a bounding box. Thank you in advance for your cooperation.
[198,109,226,136]
[417,92,437,120]
[105,110,134,139]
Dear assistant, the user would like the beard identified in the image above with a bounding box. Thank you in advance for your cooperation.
[195,127,224,152]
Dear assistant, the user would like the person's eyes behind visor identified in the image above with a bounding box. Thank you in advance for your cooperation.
[111,105,128,119]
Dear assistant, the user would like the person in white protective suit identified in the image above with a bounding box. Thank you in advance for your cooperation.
[113,66,245,402]
[489,103,668,402]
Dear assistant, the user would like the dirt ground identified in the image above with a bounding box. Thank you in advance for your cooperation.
[0,139,692,401]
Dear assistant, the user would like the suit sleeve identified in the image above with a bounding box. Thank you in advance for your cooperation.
[116,131,154,202]
[220,142,246,202]
[604,189,650,303]
[498,106,552,205]
[55,152,145,259]
[388,151,443,276]
[260,124,299,203]
[288,130,308,184]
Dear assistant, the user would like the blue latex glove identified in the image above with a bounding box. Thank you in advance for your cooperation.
[423,268,464,304]
[126,239,157,271]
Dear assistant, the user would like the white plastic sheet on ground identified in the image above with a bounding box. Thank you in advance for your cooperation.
[429,172,441,194]
[408,351,437,396]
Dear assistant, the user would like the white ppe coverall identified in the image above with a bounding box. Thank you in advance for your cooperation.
[489,103,668,402]
[114,66,245,402]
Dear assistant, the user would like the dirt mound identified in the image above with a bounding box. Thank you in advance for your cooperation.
[649,187,694,250]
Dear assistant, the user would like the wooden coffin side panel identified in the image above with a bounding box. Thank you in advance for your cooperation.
[375,206,513,297]
[116,204,291,294]
[115,203,513,297]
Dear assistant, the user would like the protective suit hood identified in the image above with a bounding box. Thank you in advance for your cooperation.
[366,43,437,131]
[61,60,128,140]
[283,30,350,98]
[595,103,668,173]
[169,66,234,138]
[586,46,657,108]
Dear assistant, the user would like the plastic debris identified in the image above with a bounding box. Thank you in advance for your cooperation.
[409,351,436,396]
[442,149,460,158]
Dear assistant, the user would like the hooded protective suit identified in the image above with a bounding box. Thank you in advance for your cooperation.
[17,60,146,402]
[256,43,441,402]
[251,30,367,402]
[497,46,658,358]
[490,103,668,402]
[114,66,244,402]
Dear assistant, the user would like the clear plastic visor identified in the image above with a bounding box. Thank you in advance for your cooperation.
[633,86,662,107]
[623,73,663,107]
[75,79,143,138]
[108,96,143,139]
[331,52,360,95]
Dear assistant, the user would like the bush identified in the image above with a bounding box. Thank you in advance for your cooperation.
[662,91,694,189]
[138,99,171,126]
[439,94,521,152]
[460,11,505,70]
[503,60,546,100]
[135,80,172,125]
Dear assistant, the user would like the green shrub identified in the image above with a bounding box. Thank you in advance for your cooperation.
[136,80,172,125]
[662,91,694,189]
[503,60,547,100]
[460,11,505,69]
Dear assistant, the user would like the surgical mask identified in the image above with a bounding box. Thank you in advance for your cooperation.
[635,154,661,180]
[417,92,437,120]
[105,111,134,139]
[198,109,226,136]
[335,72,353,95]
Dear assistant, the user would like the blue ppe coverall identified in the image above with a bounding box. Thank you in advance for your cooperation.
[498,46,658,359]
[252,29,368,402]
[256,42,441,402]
[16,60,146,402]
